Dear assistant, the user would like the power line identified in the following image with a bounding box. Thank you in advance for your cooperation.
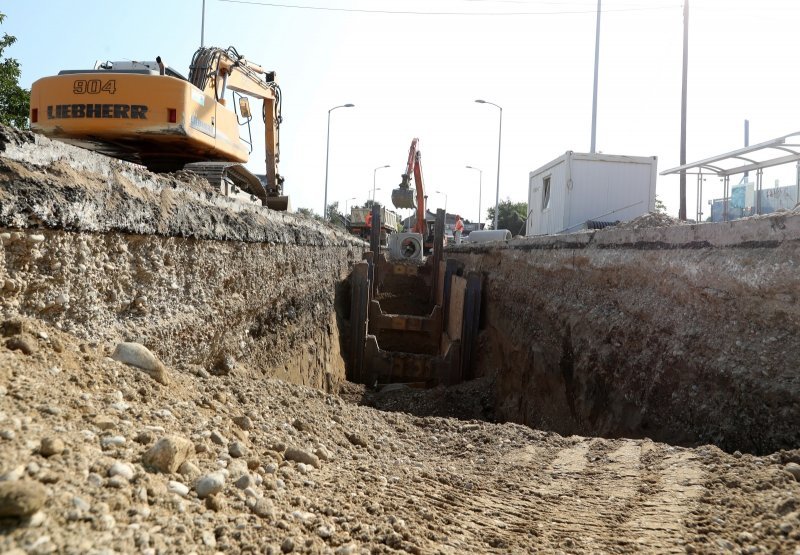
[217,0,679,16]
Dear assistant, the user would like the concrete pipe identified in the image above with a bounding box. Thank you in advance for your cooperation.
[465,230,512,243]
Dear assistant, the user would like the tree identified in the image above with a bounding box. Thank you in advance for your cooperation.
[326,202,345,228]
[654,195,668,215]
[0,13,30,129]
[295,207,318,219]
[486,198,528,234]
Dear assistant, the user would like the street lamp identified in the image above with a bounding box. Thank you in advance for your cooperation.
[369,188,382,202]
[373,165,390,205]
[466,165,482,227]
[475,99,502,230]
[324,103,355,219]
[434,190,448,215]
[344,196,356,217]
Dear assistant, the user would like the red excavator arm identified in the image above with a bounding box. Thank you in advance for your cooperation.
[391,138,427,235]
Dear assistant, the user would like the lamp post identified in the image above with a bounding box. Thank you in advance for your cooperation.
[369,188,381,202]
[434,190,448,215]
[373,165,390,205]
[475,99,502,230]
[466,165,482,227]
[344,196,356,217]
[324,103,355,219]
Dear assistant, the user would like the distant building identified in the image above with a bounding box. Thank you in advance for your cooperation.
[709,180,798,222]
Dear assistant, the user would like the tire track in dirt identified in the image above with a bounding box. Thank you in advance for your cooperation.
[616,446,706,552]
[449,437,708,552]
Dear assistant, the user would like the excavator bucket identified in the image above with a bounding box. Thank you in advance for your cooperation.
[265,196,290,211]
[391,188,415,209]
[391,174,416,209]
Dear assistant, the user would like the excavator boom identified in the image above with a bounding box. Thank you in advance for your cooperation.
[392,138,427,234]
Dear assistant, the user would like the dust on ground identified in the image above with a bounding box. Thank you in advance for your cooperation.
[1,316,799,554]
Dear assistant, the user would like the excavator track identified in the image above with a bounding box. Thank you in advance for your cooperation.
[184,161,289,211]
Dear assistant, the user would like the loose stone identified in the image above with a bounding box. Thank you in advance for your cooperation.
[284,446,320,469]
[111,342,169,385]
[347,432,369,448]
[784,462,800,481]
[229,441,247,458]
[252,497,275,519]
[6,334,38,355]
[281,537,295,553]
[40,436,65,457]
[205,494,225,512]
[101,436,126,448]
[167,481,190,497]
[0,480,47,517]
[142,435,194,473]
[235,474,254,490]
[233,415,253,430]
[195,472,225,498]
[108,461,134,480]
[210,430,227,446]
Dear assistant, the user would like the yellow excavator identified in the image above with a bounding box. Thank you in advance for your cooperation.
[28,46,288,210]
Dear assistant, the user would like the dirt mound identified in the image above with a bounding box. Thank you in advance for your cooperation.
[0,316,799,553]
[614,211,682,230]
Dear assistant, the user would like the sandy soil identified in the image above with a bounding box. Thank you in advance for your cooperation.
[0,316,799,554]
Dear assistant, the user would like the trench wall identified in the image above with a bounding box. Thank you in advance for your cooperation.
[448,216,800,454]
[0,127,365,390]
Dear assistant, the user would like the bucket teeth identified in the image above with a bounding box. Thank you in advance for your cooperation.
[391,188,415,209]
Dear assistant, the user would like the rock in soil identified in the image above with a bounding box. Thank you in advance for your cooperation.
[111,342,169,385]
[283,446,320,469]
[141,435,194,473]
[0,481,47,517]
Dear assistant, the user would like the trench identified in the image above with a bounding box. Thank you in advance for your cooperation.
[2,217,798,458]
[2,128,799,458]
[338,220,800,457]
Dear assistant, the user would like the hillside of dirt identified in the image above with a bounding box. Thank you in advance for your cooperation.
[0,316,799,554]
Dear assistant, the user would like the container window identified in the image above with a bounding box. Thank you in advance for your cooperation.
[542,176,551,210]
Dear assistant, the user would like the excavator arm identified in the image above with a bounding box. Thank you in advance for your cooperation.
[188,47,286,208]
[392,138,427,234]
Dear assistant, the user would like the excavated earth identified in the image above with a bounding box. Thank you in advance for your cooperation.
[447,211,800,457]
[0,127,799,554]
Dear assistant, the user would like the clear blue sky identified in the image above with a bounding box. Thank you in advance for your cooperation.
[6,0,800,221]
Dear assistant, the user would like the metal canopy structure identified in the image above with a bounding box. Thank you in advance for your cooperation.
[661,131,800,222]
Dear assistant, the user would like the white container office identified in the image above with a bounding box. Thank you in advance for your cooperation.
[526,152,658,236]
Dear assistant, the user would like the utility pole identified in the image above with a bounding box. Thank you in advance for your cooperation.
[201,0,206,47]
[679,0,689,220]
[744,119,750,182]
[590,0,601,154]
